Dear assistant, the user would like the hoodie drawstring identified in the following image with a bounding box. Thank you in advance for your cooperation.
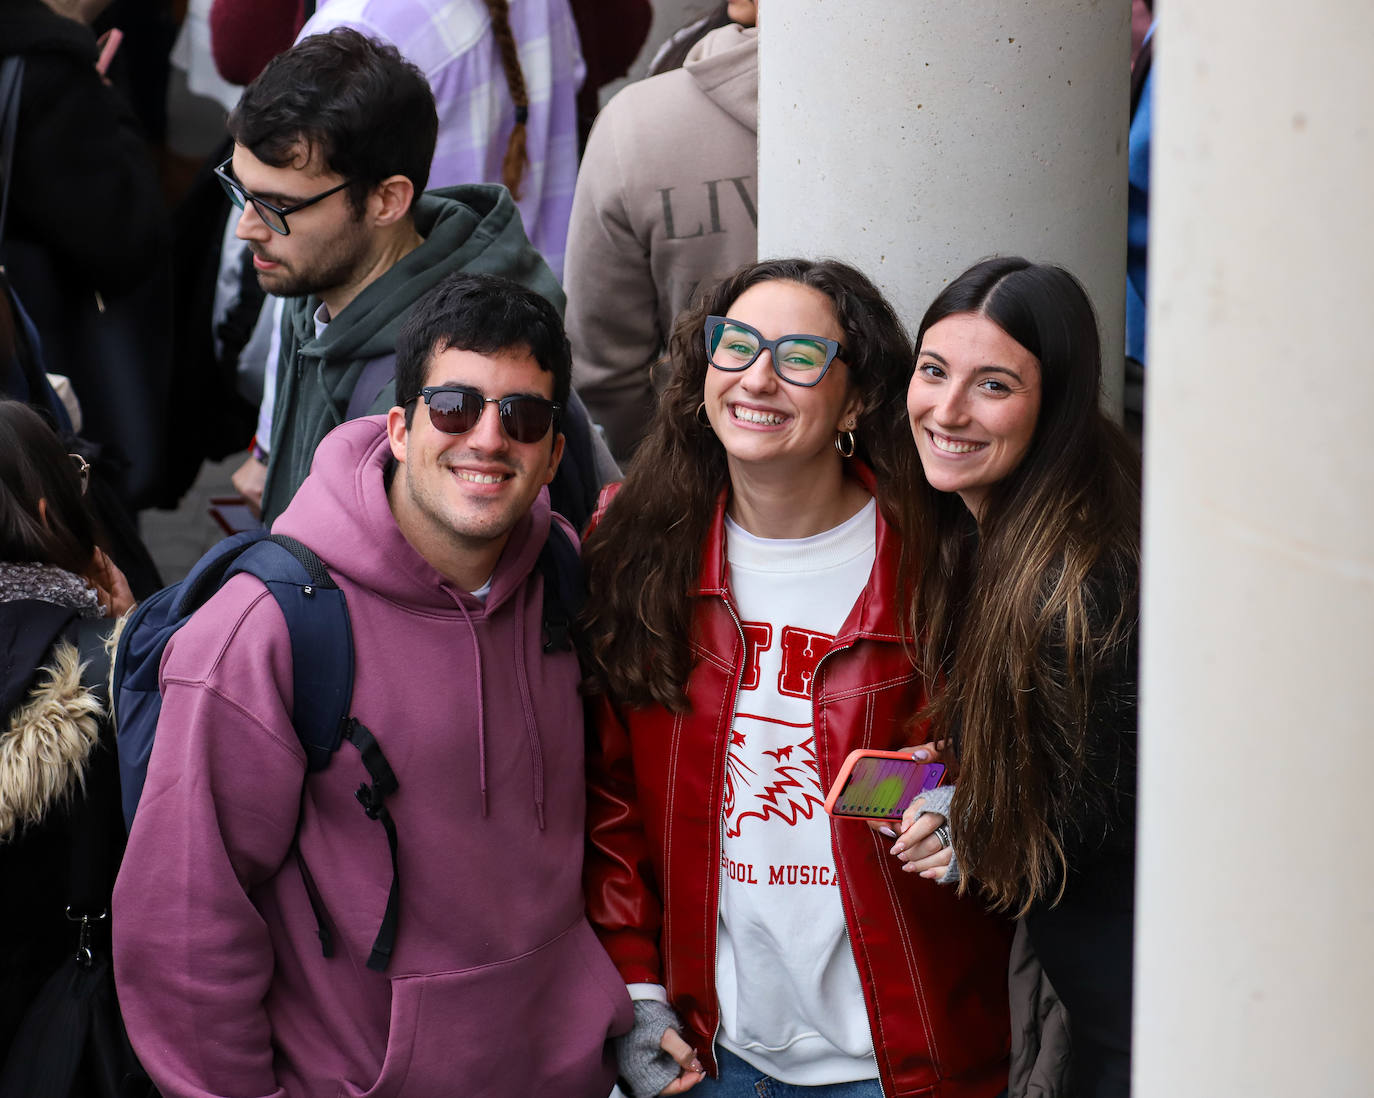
[451,596,490,817]
[450,584,547,827]
[511,584,547,830]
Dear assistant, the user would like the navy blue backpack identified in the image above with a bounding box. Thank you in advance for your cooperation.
[112,531,359,827]
[110,524,582,970]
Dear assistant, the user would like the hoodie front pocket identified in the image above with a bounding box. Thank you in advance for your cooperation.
[338,917,632,1098]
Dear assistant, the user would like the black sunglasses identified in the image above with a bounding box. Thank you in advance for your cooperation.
[409,386,561,444]
[213,158,351,236]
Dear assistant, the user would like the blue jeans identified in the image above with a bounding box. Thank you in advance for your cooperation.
[692,1047,884,1097]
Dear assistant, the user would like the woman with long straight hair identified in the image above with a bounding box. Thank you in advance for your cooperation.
[581,259,1013,1098]
[892,257,1140,1096]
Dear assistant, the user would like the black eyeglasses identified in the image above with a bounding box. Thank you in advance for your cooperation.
[408,386,562,444]
[704,315,847,387]
[214,158,351,236]
[68,453,89,495]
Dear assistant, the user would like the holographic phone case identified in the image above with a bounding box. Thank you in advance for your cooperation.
[823,750,946,820]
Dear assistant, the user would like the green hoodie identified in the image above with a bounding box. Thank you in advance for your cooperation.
[261,184,564,524]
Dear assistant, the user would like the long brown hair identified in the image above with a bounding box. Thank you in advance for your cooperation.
[483,0,530,198]
[581,258,918,711]
[900,257,1141,914]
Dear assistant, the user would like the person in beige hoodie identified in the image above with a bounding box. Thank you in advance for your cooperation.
[564,20,758,461]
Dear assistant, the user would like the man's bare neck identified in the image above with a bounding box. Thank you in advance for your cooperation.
[320,222,425,319]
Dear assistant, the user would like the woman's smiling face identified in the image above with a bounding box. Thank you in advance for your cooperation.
[703,279,861,476]
[907,311,1042,519]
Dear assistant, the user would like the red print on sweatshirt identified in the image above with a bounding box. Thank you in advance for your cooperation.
[724,621,834,838]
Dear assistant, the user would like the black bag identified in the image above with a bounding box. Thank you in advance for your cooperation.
[0,954,151,1098]
[0,622,155,1098]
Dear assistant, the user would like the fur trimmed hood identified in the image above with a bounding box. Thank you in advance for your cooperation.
[0,638,103,841]
[0,584,117,843]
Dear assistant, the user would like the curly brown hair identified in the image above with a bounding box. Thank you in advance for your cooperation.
[580,258,919,711]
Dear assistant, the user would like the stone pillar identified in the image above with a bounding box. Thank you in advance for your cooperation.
[756,1,1130,408]
[1136,3,1374,1094]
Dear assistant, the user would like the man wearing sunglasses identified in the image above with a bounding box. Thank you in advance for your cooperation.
[216,29,611,528]
[114,272,632,1098]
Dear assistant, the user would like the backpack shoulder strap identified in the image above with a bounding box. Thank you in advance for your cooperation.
[547,390,601,533]
[537,518,585,655]
[344,351,397,422]
[230,535,402,971]
[227,534,355,771]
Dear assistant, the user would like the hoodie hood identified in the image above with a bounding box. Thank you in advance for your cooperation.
[684,23,758,133]
[0,562,107,715]
[262,185,565,525]
[0,599,104,840]
[274,416,558,822]
[286,185,566,365]
[274,415,552,618]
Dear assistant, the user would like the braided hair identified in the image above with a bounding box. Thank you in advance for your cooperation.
[483,0,530,198]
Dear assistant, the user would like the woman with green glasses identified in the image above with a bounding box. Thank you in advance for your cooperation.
[579,259,1012,1098]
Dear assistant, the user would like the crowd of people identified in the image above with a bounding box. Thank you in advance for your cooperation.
[0,2,1143,1097]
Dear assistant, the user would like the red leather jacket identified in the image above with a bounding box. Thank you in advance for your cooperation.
[585,472,1012,1097]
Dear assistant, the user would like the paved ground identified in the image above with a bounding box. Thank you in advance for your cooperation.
[141,453,246,584]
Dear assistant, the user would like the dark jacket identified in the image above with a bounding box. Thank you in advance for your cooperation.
[0,594,122,1064]
[0,0,165,292]
[1020,566,1138,1098]
[584,467,1014,1098]
[0,0,172,510]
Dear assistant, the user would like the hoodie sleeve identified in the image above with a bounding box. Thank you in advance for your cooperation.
[563,97,665,462]
[112,579,303,1098]
[583,692,665,985]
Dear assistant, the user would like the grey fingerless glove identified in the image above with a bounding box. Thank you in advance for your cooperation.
[614,998,685,1097]
[914,784,962,884]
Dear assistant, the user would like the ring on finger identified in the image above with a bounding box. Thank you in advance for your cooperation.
[934,824,952,849]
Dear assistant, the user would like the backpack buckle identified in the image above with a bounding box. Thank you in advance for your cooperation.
[355,782,386,820]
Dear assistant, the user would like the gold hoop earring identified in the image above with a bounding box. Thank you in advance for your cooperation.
[835,429,856,458]
[696,402,712,428]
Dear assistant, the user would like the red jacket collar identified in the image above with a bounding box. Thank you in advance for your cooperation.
[691,461,909,643]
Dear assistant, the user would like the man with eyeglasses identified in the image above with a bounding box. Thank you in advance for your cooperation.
[113,272,633,1098]
[216,28,611,529]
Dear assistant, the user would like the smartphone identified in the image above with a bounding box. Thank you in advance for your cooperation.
[208,496,265,536]
[823,749,946,821]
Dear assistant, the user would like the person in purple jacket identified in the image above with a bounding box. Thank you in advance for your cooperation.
[112,272,632,1098]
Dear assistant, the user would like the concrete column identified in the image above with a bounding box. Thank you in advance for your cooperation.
[756,1,1130,408]
[1136,3,1374,1095]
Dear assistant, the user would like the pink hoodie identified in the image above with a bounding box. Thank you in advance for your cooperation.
[113,416,631,1098]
